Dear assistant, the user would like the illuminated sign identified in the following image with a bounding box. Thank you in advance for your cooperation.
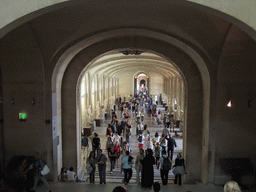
[19,113,27,121]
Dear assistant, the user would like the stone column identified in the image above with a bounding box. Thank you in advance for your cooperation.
[134,77,137,96]
[147,77,149,96]
[96,74,99,102]
[102,76,105,101]
[112,78,114,99]
[117,78,119,97]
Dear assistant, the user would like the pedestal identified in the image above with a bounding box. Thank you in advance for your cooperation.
[83,127,91,136]
[95,119,101,126]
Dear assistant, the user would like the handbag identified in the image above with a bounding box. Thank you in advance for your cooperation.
[41,165,50,175]
[86,164,93,173]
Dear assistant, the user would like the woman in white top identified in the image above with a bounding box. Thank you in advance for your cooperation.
[154,132,160,143]
[143,124,150,138]
[113,132,120,145]
[145,137,154,150]
[157,109,162,125]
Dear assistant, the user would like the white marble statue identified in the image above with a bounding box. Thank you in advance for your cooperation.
[86,105,93,125]
[96,101,101,119]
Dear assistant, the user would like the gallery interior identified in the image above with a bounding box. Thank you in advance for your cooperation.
[0,0,256,190]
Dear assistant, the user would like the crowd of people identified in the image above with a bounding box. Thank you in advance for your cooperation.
[80,95,187,190]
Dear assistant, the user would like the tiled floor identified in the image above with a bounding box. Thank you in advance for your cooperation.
[36,106,225,191]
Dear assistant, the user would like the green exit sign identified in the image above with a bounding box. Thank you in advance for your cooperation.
[19,113,27,121]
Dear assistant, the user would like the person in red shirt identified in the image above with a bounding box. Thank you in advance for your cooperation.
[114,142,121,167]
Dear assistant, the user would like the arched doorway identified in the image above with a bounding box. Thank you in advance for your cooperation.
[134,73,149,97]
[52,29,210,184]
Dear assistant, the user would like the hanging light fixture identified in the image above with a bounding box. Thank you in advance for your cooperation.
[120,50,144,55]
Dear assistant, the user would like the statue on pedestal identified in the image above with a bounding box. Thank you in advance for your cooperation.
[86,105,93,126]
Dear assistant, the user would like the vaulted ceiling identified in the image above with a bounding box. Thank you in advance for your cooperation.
[2,0,249,82]
[86,51,181,79]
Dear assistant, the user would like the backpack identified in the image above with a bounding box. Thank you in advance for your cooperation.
[128,155,133,164]
[162,157,172,170]
[82,137,88,147]
[138,135,142,142]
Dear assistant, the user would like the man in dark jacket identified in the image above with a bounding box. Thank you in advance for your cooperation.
[166,133,177,160]
[120,119,127,134]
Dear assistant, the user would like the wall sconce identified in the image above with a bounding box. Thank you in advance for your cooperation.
[45,119,51,124]
[11,98,15,105]
[248,100,252,108]
[32,99,35,105]
[227,100,232,107]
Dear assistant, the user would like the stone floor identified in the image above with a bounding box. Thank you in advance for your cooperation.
[38,181,224,192]
[36,107,225,191]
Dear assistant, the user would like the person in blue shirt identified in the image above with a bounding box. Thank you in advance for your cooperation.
[121,151,133,185]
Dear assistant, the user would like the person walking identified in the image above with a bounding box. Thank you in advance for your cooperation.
[154,142,162,165]
[162,125,168,137]
[173,153,186,185]
[136,110,141,121]
[135,149,144,185]
[154,132,160,143]
[109,146,117,174]
[140,149,155,189]
[92,133,100,155]
[137,131,145,150]
[121,151,133,185]
[125,125,131,143]
[105,136,113,158]
[96,149,108,184]
[141,110,145,122]
[159,134,167,152]
[114,142,121,168]
[166,133,177,160]
[143,124,150,138]
[157,150,171,185]
[157,110,162,125]
[145,137,154,150]
[86,151,97,184]
[31,157,51,191]
[113,132,121,145]
[120,119,127,135]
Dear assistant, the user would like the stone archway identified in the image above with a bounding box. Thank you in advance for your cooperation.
[134,72,149,97]
[52,29,210,184]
